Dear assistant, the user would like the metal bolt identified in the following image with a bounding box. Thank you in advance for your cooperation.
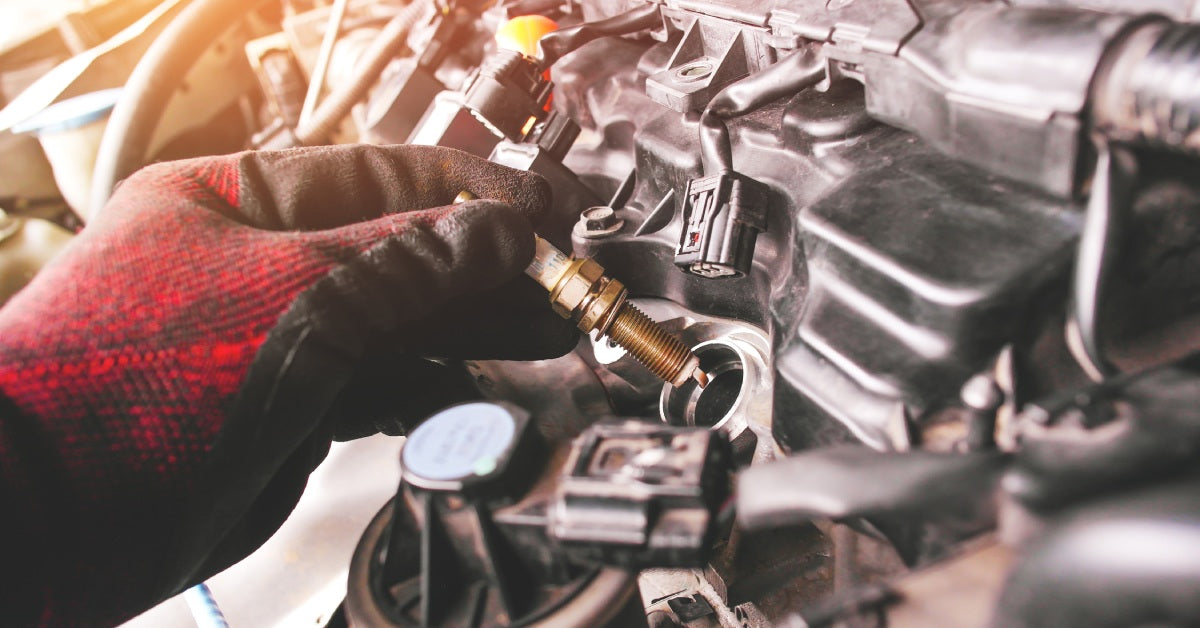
[961,374,1002,450]
[607,302,705,388]
[584,206,616,229]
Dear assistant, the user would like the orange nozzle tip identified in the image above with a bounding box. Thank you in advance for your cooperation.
[496,15,559,59]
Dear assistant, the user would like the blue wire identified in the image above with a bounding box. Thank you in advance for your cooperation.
[183,583,229,628]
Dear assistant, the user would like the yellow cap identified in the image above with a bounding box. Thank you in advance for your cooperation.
[495,15,559,58]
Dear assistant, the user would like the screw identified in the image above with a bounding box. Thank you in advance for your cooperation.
[961,374,1002,450]
[584,207,616,230]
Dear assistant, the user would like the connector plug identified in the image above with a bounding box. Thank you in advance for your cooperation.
[462,49,553,141]
[675,171,768,278]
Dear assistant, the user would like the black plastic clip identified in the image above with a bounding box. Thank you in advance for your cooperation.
[675,171,768,278]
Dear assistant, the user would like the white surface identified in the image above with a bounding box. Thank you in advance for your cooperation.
[34,115,106,216]
[0,0,89,51]
[403,402,515,481]
[123,434,405,628]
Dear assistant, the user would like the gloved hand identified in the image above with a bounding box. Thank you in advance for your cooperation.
[0,144,577,626]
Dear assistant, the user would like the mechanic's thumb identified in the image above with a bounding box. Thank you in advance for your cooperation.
[288,198,537,344]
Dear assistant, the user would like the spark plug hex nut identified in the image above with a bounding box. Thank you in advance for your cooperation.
[547,257,626,334]
[548,258,603,319]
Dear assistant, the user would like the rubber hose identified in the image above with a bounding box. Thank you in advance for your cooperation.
[1123,22,1200,151]
[1095,19,1200,153]
[90,0,273,211]
[294,0,427,146]
[700,49,825,174]
[1070,143,1137,381]
[537,4,660,68]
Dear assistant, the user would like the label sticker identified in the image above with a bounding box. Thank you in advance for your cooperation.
[402,403,517,482]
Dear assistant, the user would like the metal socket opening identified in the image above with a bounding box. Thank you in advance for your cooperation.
[673,60,714,82]
[661,341,746,430]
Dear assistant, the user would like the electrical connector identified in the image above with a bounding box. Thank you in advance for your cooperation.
[675,171,768,278]
[461,49,553,141]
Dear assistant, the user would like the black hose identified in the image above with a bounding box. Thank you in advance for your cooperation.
[502,0,563,19]
[1095,20,1200,153]
[91,0,426,210]
[699,49,825,174]
[1070,143,1138,382]
[537,4,661,68]
[90,0,273,211]
[1122,22,1200,151]
[294,0,427,146]
[1074,20,1200,379]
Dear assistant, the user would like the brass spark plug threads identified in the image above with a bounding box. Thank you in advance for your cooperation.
[525,236,707,389]
[607,302,705,388]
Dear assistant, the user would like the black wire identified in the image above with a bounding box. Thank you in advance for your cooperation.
[700,49,825,174]
[537,4,661,68]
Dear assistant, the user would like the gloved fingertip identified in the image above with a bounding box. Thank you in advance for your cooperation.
[437,149,553,222]
[306,199,540,329]
[522,311,581,359]
[438,199,537,273]
[506,169,553,222]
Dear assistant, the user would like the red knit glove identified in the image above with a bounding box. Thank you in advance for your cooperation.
[0,144,575,626]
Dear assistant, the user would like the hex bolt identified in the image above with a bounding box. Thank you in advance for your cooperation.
[585,207,615,229]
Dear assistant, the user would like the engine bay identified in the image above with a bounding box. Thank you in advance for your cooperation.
[5,0,1200,625]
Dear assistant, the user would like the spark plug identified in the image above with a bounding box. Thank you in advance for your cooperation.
[455,191,707,388]
[525,235,708,389]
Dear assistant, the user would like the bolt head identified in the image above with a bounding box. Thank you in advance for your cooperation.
[583,206,616,229]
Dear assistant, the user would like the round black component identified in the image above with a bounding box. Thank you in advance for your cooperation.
[347,402,641,626]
